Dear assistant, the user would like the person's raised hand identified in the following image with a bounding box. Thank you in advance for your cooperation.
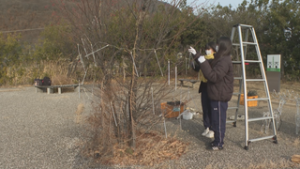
[188,46,196,55]
[198,55,206,63]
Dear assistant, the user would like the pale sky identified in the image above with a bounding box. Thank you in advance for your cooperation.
[187,0,244,8]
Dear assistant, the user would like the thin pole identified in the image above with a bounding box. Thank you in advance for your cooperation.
[296,97,300,135]
[180,87,182,130]
[164,118,167,138]
[168,60,170,85]
[185,58,187,75]
[175,66,177,90]
[154,50,163,76]
[78,81,81,99]
[151,87,155,115]
[180,85,182,105]
[111,103,118,127]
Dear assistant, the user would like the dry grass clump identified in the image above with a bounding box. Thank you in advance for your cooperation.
[83,130,189,167]
[204,164,213,169]
[75,103,84,124]
[291,155,300,164]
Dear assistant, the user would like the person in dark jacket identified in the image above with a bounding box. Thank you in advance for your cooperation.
[189,37,234,150]
[190,42,217,138]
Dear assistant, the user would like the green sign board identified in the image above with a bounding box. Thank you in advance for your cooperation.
[267,54,281,72]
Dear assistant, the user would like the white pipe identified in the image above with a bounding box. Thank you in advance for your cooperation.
[151,87,155,115]
[185,58,187,75]
[168,60,170,85]
[154,50,163,76]
[175,66,177,90]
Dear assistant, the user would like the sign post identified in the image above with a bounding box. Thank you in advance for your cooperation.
[266,54,281,92]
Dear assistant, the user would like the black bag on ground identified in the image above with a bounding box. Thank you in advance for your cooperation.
[42,77,51,86]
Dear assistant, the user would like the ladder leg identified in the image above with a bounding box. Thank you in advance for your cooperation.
[234,79,243,127]
[251,27,278,137]
[237,25,250,148]
[243,29,249,59]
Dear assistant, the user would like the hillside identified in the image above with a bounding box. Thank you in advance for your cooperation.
[0,0,76,43]
[0,0,173,44]
[0,0,73,31]
[0,0,173,31]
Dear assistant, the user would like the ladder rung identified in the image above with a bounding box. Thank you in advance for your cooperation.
[248,116,272,122]
[232,61,242,64]
[228,107,238,110]
[246,79,265,82]
[249,135,275,142]
[244,60,261,63]
[235,24,253,28]
[248,98,269,101]
[232,42,257,46]
[243,42,257,45]
[234,77,242,80]
[232,60,261,63]
[226,120,235,123]
[233,92,240,95]
[232,43,246,46]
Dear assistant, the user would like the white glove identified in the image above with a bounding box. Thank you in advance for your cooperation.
[198,55,206,63]
[188,46,196,55]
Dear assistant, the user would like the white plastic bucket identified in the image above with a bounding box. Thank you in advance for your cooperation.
[182,110,193,120]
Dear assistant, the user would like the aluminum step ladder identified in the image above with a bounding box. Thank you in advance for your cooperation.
[229,24,277,150]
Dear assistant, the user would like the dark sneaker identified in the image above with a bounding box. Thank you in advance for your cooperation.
[212,146,223,151]
[211,141,225,147]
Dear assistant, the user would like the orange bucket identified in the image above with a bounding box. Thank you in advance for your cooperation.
[240,94,258,107]
[160,102,184,118]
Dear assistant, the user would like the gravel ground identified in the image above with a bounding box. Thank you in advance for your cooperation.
[1,85,300,169]
[0,86,93,169]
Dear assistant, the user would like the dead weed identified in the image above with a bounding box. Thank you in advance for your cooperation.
[291,155,300,164]
[75,103,84,124]
[83,130,189,167]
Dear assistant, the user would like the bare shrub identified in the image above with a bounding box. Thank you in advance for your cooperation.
[56,0,204,166]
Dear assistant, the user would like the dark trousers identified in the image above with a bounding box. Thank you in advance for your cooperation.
[201,88,212,130]
[211,101,228,147]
